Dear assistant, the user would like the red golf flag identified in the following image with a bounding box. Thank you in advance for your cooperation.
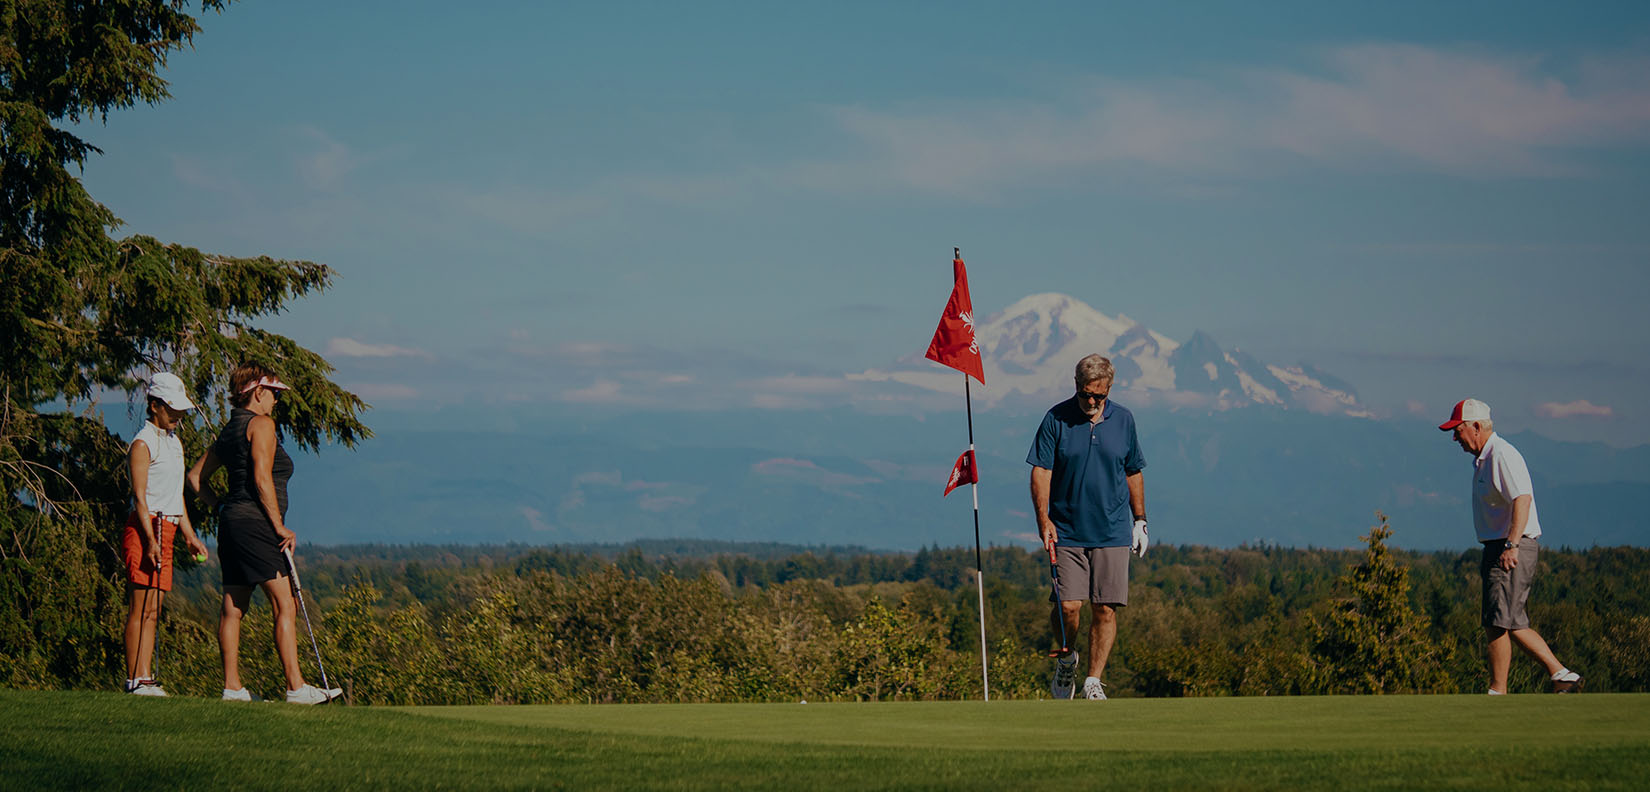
[943,449,978,496]
[925,255,985,385]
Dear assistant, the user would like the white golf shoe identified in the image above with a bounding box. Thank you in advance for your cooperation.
[1051,652,1079,699]
[127,679,167,697]
[1083,677,1107,700]
[285,683,343,705]
[222,688,253,702]
[1552,669,1583,694]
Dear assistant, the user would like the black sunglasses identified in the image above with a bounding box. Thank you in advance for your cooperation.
[1076,391,1108,402]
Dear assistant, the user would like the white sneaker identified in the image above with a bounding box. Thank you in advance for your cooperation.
[1552,668,1583,693]
[1051,652,1079,700]
[128,680,167,697]
[222,688,253,702]
[285,683,342,705]
[1083,677,1107,700]
[1487,688,1506,696]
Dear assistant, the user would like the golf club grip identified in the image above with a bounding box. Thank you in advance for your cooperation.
[283,548,303,592]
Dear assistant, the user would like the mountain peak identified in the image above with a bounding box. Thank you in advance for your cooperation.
[860,292,1366,416]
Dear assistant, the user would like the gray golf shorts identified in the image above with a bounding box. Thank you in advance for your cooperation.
[1481,537,1540,630]
[1051,545,1129,606]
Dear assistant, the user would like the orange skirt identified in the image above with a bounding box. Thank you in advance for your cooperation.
[121,512,178,591]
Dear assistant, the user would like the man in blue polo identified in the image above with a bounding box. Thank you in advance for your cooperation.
[1028,354,1148,700]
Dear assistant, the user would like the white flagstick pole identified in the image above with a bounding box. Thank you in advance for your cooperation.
[965,373,989,702]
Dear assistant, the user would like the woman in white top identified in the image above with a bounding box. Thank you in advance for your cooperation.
[122,372,209,696]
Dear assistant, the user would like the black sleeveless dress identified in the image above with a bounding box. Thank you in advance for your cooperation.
[213,408,294,587]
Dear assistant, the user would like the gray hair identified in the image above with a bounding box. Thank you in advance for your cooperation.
[1074,354,1114,387]
[1478,419,1494,433]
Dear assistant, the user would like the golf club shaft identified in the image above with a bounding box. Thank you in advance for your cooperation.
[131,583,158,685]
[132,540,164,685]
[284,549,332,692]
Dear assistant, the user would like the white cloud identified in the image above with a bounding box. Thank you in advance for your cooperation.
[348,382,420,401]
[574,471,623,486]
[327,337,429,359]
[449,186,608,235]
[1535,400,1614,419]
[750,457,878,490]
[745,375,864,410]
[555,341,629,360]
[638,495,696,512]
[291,125,411,193]
[520,506,555,532]
[803,44,1650,196]
[750,393,814,410]
[1259,46,1650,174]
[294,126,359,191]
[431,42,1650,224]
[563,379,623,402]
[171,154,255,203]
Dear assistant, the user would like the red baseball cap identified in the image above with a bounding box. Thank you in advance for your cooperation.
[1439,398,1490,431]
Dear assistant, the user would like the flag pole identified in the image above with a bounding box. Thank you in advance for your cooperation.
[931,244,989,701]
[966,376,990,701]
[960,250,989,702]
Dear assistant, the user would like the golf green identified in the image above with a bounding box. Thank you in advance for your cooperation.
[5,689,1647,790]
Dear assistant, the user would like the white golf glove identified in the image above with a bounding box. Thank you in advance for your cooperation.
[1131,519,1149,557]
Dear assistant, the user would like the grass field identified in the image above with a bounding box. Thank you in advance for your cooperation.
[5,690,1648,790]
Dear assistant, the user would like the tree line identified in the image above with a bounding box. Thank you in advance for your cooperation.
[14,516,1640,704]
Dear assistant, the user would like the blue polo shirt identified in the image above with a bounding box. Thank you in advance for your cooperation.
[1026,397,1146,548]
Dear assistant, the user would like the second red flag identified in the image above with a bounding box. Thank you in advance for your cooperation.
[943,449,978,496]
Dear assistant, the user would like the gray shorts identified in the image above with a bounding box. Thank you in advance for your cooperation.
[1051,545,1129,606]
[1481,537,1540,630]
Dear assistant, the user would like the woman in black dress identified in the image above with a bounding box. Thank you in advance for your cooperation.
[188,362,340,704]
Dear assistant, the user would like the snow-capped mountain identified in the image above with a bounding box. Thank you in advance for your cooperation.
[854,293,1370,416]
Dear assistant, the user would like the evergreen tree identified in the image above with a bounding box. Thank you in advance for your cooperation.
[1307,513,1456,693]
[1,1,369,688]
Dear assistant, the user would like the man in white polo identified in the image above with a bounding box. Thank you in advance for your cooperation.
[1440,398,1582,694]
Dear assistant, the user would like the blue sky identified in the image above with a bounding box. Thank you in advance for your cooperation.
[78,1,1650,444]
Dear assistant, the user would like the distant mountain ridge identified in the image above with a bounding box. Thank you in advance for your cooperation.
[290,408,1650,551]
[855,293,1369,416]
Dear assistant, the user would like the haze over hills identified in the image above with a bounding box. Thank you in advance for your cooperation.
[287,407,1650,553]
[854,293,1368,416]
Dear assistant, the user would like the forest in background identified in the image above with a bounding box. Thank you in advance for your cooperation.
[17,518,1645,704]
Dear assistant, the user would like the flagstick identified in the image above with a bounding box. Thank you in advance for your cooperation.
[965,374,990,702]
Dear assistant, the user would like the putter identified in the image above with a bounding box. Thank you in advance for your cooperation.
[130,583,160,690]
[148,567,161,686]
[129,543,163,691]
[283,548,335,698]
[1048,546,1069,657]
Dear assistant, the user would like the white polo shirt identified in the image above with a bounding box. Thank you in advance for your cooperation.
[132,421,187,517]
[1471,432,1542,543]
